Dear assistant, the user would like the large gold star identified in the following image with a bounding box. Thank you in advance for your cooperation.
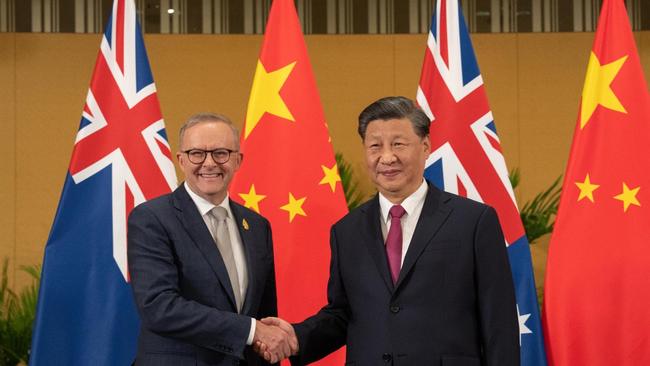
[244,60,297,139]
[319,164,341,192]
[613,182,640,212]
[575,174,599,202]
[280,193,307,222]
[238,184,266,214]
[580,52,628,129]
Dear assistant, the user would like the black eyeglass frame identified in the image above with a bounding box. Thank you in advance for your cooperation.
[182,148,240,164]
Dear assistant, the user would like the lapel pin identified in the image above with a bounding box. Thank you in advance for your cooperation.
[242,218,250,231]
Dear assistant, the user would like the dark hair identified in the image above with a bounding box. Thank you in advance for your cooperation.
[357,96,430,139]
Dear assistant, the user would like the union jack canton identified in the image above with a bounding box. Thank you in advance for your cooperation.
[30,1,176,365]
[416,1,547,365]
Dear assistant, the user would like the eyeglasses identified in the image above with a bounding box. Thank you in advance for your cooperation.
[182,148,239,164]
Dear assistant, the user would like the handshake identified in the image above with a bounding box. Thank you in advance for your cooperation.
[252,317,299,363]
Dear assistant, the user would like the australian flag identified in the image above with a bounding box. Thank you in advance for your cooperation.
[30,1,177,364]
[416,1,547,365]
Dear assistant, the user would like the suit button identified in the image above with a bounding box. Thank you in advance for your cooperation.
[382,353,392,362]
[390,305,400,313]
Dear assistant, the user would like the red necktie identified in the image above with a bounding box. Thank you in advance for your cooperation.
[386,205,406,284]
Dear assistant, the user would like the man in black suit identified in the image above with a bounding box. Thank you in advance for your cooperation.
[128,113,296,366]
[259,97,519,365]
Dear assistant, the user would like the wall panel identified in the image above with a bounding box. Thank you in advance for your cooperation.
[640,31,650,86]
[517,32,592,287]
[145,34,262,158]
[0,33,16,286]
[517,32,590,202]
[14,33,97,288]
[308,35,397,196]
[3,31,650,290]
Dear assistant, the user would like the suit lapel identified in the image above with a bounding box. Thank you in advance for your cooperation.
[229,201,264,316]
[361,196,395,292]
[172,186,238,311]
[395,184,452,290]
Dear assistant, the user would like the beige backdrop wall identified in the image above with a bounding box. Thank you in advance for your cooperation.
[2,32,650,290]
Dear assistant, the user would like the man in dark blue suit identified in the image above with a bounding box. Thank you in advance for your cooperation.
[128,113,296,366]
[260,97,519,365]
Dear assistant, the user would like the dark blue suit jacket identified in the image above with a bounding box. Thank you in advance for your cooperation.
[128,185,277,366]
[292,182,520,366]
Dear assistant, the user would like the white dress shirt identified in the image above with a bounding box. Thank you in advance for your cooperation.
[184,183,256,344]
[378,179,428,266]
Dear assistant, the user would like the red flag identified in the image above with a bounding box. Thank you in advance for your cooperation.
[230,0,347,364]
[543,0,650,364]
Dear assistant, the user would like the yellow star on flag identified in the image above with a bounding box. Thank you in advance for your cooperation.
[238,184,266,213]
[580,52,628,129]
[244,60,297,139]
[575,174,600,202]
[280,193,307,222]
[613,182,640,212]
[319,163,341,192]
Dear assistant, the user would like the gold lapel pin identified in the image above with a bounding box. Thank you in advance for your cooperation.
[242,218,250,231]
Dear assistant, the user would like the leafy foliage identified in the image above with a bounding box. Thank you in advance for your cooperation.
[509,168,562,244]
[335,152,367,211]
[0,259,40,366]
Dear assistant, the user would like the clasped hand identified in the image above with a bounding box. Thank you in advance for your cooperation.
[253,317,299,363]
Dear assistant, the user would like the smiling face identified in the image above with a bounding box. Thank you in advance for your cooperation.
[177,121,241,205]
[364,118,430,204]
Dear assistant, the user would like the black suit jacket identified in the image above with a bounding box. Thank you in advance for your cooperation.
[292,182,520,366]
[127,185,277,366]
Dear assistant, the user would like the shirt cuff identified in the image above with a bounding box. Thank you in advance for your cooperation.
[246,318,256,345]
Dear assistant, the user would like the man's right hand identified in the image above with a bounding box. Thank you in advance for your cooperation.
[253,317,299,363]
[253,319,296,363]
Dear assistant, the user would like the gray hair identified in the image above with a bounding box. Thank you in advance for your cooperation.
[178,112,240,150]
[357,96,430,140]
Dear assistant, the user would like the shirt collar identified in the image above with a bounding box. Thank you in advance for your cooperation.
[378,179,428,223]
[184,182,231,218]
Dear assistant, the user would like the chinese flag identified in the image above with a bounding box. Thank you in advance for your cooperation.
[230,0,347,364]
[543,0,650,365]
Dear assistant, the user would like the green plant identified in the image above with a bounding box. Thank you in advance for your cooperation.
[335,152,367,210]
[509,168,562,244]
[0,259,40,366]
